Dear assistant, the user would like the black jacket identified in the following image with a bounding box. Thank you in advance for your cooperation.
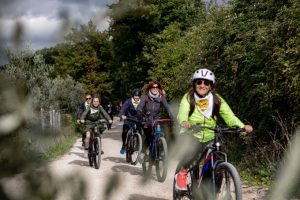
[137,94,174,127]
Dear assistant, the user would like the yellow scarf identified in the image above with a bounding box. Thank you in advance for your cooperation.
[194,92,214,118]
[133,101,139,108]
[197,99,209,111]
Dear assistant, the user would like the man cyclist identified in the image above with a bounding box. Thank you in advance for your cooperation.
[174,68,253,191]
[76,93,92,146]
[80,95,112,157]
[119,89,141,154]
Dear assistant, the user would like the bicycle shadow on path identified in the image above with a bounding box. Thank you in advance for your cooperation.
[102,156,126,164]
[68,160,90,167]
[110,164,143,176]
[68,151,85,158]
[128,194,168,200]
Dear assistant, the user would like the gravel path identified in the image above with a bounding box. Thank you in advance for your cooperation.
[2,117,269,200]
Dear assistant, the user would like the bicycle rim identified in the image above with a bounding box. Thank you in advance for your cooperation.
[94,137,101,169]
[215,162,242,200]
[155,137,168,182]
[133,133,143,164]
[125,131,132,163]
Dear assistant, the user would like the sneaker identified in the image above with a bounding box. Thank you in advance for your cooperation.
[138,153,145,163]
[175,172,188,191]
[120,145,126,155]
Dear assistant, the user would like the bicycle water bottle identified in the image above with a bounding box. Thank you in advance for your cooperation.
[156,124,161,133]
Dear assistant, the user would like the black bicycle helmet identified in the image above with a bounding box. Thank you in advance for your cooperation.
[133,89,141,97]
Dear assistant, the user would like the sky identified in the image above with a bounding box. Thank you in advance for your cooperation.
[0,0,117,52]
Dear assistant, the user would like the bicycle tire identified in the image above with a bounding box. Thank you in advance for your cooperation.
[142,147,152,176]
[94,137,101,169]
[130,132,142,165]
[214,162,242,200]
[155,137,168,182]
[125,130,132,163]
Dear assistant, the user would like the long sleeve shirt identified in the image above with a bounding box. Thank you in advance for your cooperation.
[177,93,244,142]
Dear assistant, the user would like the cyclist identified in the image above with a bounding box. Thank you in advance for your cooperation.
[119,89,141,154]
[106,101,114,129]
[137,81,174,161]
[174,68,253,191]
[76,93,92,146]
[80,95,113,157]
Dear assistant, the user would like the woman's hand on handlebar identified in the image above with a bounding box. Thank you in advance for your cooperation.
[121,115,127,120]
[244,125,253,134]
[181,121,191,129]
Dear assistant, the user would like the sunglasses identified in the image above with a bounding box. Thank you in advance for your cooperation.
[151,85,159,89]
[86,97,92,100]
[195,79,211,86]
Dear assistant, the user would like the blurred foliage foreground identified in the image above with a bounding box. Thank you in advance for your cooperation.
[0,76,86,200]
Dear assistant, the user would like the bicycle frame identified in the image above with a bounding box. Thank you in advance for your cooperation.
[183,125,244,198]
[149,118,173,160]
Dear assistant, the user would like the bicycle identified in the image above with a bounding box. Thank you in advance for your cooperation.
[142,118,173,182]
[83,119,108,169]
[173,125,244,200]
[124,117,143,165]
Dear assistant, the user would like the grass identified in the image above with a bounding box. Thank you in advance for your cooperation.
[40,134,78,161]
[240,168,272,186]
[40,113,81,161]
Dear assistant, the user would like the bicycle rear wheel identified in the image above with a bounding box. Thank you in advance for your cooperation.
[155,137,168,182]
[93,137,101,169]
[215,162,242,200]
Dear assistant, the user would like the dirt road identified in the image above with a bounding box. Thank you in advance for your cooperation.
[48,118,177,200]
[2,117,268,200]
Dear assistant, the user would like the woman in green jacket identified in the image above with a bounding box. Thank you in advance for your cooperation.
[80,95,112,155]
[174,68,253,191]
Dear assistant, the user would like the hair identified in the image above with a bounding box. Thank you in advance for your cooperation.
[91,94,101,108]
[187,81,221,119]
[144,80,164,96]
[85,93,92,97]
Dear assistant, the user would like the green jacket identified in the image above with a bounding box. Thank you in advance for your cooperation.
[177,93,244,142]
[81,106,111,131]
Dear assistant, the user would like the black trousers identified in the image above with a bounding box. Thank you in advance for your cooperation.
[121,124,130,146]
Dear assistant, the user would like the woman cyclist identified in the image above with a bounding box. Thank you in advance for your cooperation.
[80,95,112,157]
[174,68,253,191]
[119,89,141,154]
[137,81,174,161]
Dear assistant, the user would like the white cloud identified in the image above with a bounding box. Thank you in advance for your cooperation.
[0,0,116,50]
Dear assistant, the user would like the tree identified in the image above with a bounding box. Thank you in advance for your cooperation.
[52,21,112,95]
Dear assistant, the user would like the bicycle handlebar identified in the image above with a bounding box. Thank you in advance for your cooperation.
[153,118,174,126]
[82,119,108,125]
[125,117,143,124]
[189,124,245,134]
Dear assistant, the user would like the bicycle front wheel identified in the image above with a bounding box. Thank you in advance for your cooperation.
[131,132,142,165]
[215,162,242,200]
[93,137,101,169]
[155,137,168,182]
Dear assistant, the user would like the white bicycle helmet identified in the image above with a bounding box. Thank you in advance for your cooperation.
[192,68,215,84]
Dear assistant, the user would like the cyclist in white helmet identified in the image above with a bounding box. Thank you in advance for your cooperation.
[174,68,253,191]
